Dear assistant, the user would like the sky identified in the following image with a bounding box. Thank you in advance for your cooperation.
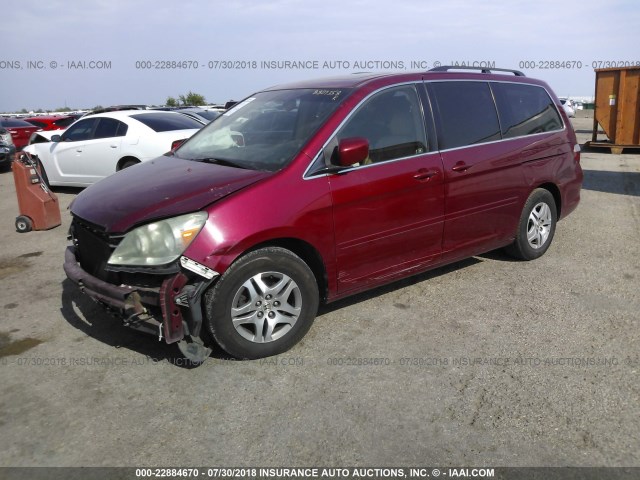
[2,0,639,112]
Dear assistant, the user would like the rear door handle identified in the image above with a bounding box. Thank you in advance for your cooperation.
[110,145,118,148]
[451,162,470,172]
[413,169,438,181]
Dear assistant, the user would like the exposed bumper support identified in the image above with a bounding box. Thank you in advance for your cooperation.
[63,246,218,347]
[64,246,134,311]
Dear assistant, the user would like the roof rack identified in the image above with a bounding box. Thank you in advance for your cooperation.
[428,65,525,76]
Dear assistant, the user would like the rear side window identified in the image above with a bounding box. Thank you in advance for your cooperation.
[492,83,563,138]
[94,118,128,138]
[25,120,47,128]
[54,117,76,128]
[0,118,36,128]
[131,112,202,132]
[430,81,501,150]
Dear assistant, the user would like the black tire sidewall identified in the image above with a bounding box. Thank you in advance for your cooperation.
[515,189,557,260]
[16,216,32,233]
[205,248,319,359]
[119,160,139,170]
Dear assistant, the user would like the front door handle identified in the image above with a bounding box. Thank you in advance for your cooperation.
[451,161,470,172]
[413,169,438,181]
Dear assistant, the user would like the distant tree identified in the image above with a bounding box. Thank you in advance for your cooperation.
[92,105,103,110]
[35,108,44,113]
[185,91,206,106]
[166,96,178,107]
[20,108,28,113]
[172,91,206,106]
[55,107,72,112]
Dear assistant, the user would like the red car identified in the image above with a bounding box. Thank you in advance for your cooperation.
[65,66,583,362]
[0,117,41,150]
[23,115,79,131]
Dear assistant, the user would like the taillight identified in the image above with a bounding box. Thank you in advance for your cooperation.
[573,143,581,163]
[171,139,185,151]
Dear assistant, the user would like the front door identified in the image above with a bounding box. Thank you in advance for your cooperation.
[325,84,445,294]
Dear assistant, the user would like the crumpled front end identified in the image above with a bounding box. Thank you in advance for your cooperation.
[63,216,218,357]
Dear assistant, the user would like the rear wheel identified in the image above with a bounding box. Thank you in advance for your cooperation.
[505,188,557,260]
[204,247,319,359]
[118,158,139,170]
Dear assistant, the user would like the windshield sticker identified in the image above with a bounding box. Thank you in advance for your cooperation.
[313,89,342,101]
[223,97,256,116]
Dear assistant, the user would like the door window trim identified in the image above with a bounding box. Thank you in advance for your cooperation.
[424,79,567,154]
[303,81,433,180]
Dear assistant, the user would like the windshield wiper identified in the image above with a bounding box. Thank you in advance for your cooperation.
[195,158,249,169]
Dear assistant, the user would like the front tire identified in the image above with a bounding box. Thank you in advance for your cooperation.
[505,188,557,260]
[204,247,319,359]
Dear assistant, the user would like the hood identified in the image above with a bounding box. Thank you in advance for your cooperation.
[71,155,272,232]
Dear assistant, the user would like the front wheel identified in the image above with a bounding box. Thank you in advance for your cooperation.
[204,247,319,359]
[505,188,557,260]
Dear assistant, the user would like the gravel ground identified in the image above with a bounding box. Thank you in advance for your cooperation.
[1,112,639,468]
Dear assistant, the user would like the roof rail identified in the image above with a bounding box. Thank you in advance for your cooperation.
[428,65,525,76]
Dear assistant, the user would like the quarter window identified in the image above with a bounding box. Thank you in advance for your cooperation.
[329,85,427,165]
[491,83,563,138]
[430,81,501,150]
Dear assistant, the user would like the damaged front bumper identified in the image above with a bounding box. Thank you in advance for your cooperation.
[63,246,218,345]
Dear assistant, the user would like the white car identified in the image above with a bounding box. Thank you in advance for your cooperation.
[22,110,202,187]
[559,98,575,118]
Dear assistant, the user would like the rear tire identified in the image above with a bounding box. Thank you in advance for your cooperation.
[204,247,319,359]
[505,188,557,260]
[118,158,139,170]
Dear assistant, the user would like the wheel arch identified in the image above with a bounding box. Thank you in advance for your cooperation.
[240,237,329,303]
[536,182,562,218]
[116,156,140,171]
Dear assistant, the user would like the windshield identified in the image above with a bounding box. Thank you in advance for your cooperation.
[174,88,350,171]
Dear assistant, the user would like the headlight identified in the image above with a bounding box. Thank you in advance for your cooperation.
[108,212,208,266]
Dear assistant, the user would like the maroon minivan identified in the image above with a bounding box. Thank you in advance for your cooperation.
[64,67,583,362]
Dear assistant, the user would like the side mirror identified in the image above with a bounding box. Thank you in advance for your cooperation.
[51,134,61,142]
[334,137,369,167]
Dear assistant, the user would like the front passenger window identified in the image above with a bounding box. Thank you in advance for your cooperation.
[330,85,427,166]
[61,118,98,142]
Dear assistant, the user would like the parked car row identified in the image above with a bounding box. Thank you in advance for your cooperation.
[22,110,203,187]
[0,128,16,167]
[559,98,576,118]
[0,117,42,150]
[151,106,224,124]
[23,114,83,131]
